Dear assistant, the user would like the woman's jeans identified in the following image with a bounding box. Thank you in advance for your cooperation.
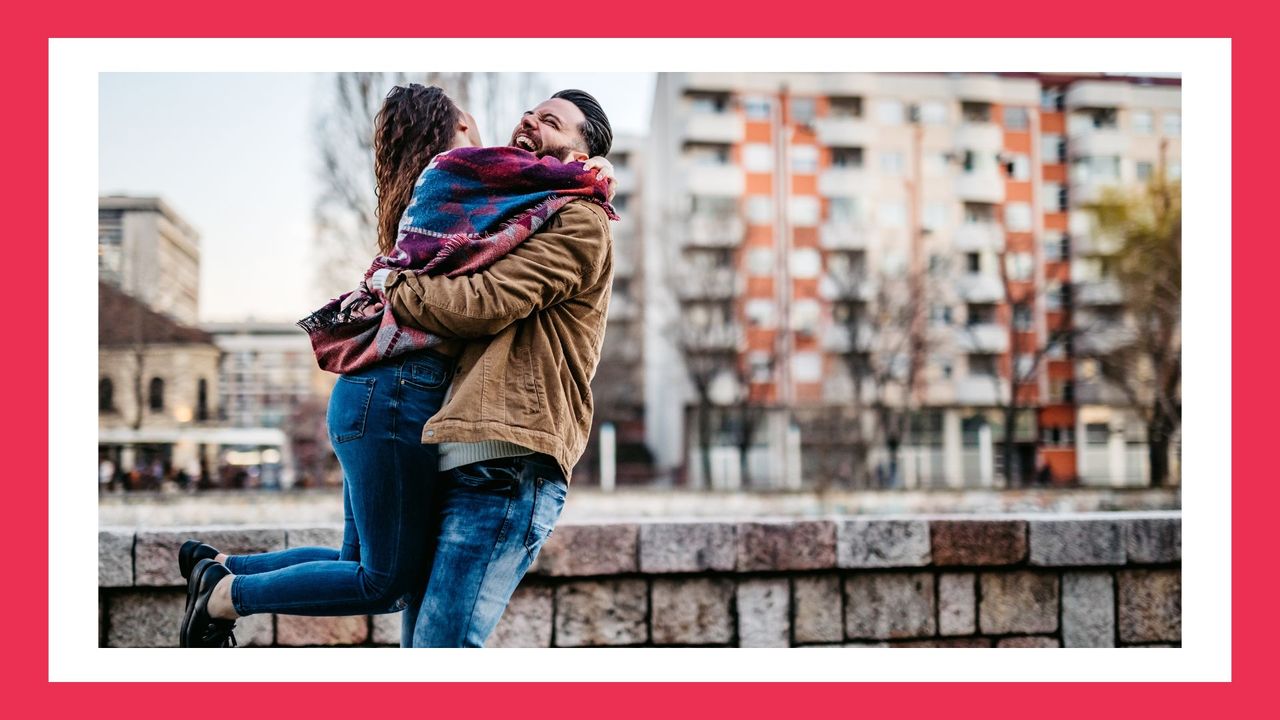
[222,352,569,647]
[226,351,449,617]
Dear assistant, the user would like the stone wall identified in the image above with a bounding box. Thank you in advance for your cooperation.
[99,512,1180,648]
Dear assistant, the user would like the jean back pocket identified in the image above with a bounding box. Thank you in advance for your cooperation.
[328,375,375,443]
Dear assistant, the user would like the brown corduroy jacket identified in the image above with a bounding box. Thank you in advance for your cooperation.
[383,199,613,482]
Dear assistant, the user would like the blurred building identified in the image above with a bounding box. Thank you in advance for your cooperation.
[98,281,222,488]
[644,72,1181,490]
[580,134,652,486]
[98,195,201,326]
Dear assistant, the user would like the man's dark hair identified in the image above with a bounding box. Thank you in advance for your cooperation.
[552,89,613,158]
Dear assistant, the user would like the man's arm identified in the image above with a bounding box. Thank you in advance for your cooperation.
[384,200,610,338]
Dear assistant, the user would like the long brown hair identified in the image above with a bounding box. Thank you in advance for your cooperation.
[373,84,461,256]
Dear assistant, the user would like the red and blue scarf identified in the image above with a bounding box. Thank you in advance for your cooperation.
[299,146,617,373]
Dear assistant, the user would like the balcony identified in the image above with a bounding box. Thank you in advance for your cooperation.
[1076,324,1136,355]
[686,164,745,197]
[955,376,1006,406]
[819,221,870,250]
[1065,82,1130,109]
[1068,130,1130,158]
[675,268,740,301]
[955,324,1009,354]
[955,171,1005,203]
[953,223,1005,253]
[681,322,743,353]
[956,273,1004,303]
[818,168,873,197]
[1077,279,1124,306]
[814,117,872,147]
[821,323,875,353]
[684,112,745,144]
[685,214,745,248]
[954,75,1004,103]
[1074,378,1129,405]
[954,123,1003,151]
[820,273,874,302]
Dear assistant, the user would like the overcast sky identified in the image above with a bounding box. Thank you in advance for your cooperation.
[99,72,656,323]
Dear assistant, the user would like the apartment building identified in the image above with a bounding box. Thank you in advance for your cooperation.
[644,72,1180,489]
[98,195,202,326]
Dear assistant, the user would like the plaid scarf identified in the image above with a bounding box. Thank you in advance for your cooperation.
[299,146,618,373]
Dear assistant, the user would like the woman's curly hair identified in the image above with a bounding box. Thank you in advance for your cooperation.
[373,84,461,256]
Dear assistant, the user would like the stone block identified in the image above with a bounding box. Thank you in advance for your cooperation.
[534,523,638,576]
[236,613,275,647]
[639,522,736,573]
[652,578,734,646]
[371,611,404,646]
[736,578,790,647]
[1062,572,1115,648]
[930,520,1027,566]
[1126,518,1181,564]
[979,571,1059,635]
[736,521,837,572]
[793,575,844,644]
[554,580,648,646]
[938,572,977,636]
[1117,570,1180,643]
[106,589,185,647]
[996,636,1060,647]
[285,526,344,550]
[99,529,134,587]
[844,572,935,640]
[890,638,993,648]
[134,527,287,587]
[1029,519,1125,567]
[487,585,553,648]
[837,519,930,568]
[275,615,369,646]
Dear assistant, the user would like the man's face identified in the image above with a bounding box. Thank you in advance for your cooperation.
[509,98,588,161]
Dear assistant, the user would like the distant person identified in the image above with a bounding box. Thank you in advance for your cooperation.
[98,458,115,493]
[178,85,617,649]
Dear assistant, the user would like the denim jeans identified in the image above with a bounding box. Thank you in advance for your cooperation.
[401,452,568,647]
[226,350,449,617]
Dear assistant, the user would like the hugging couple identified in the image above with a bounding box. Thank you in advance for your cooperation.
[179,85,618,648]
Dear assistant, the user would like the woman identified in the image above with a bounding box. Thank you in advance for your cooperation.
[178,85,615,648]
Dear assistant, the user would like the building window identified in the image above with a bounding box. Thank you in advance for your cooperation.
[828,95,863,119]
[1015,354,1036,379]
[879,151,906,175]
[790,144,818,174]
[1136,161,1154,182]
[744,298,777,327]
[789,197,821,227]
[964,202,996,225]
[923,202,948,232]
[792,301,822,336]
[961,101,992,123]
[967,303,997,326]
[1131,110,1153,134]
[1040,88,1064,111]
[790,248,822,278]
[685,142,730,166]
[743,143,773,172]
[197,378,209,422]
[828,197,860,224]
[1042,182,1067,212]
[743,96,772,120]
[968,354,998,377]
[1040,135,1064,164]
[790,97,816,126]
[149,377,165,412]
[875,99,905,125]
[745,196,773,225]
[1005,251,1034,281]
[793,351,823,382]
[1043,232,1065,262]
[878,202,907,228]
[1005,202,1033,232]
[1003,107,1029,130]
[1162,112,1181,136]
[692,195,738,218]
[830,146,864,168]
[1013,304,1034,331]
[1005,154,1031,181]
[966,252,981,274]
[919,100,948,125]
[1086,423,1111,446]
[686,91,730,114]
[1168,162,1182,180]
[99,377,114,413]
[929,304,953,325]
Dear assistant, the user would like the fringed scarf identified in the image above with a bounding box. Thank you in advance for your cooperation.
[299,146,617,374]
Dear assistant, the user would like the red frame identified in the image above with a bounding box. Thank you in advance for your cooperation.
[13,1,1263,715]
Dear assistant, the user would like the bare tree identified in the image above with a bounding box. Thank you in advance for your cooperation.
[1084,171,1181,486]
[311,72,548,299]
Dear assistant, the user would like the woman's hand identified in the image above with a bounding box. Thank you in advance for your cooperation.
[583,156,617,202]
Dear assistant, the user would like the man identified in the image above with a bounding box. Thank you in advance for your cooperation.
[380,89,614,647]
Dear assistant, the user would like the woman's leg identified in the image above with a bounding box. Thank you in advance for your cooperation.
[221,354,448,618]
[218,468,359,575]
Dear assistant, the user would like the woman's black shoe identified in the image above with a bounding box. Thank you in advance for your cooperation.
[178,540,220,580]
[180,558,238,648]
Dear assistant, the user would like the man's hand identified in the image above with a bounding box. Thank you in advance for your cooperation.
[583,156,617,203]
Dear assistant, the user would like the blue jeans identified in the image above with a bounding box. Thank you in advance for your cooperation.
[226,351,449,617]
[402,453,568,647]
